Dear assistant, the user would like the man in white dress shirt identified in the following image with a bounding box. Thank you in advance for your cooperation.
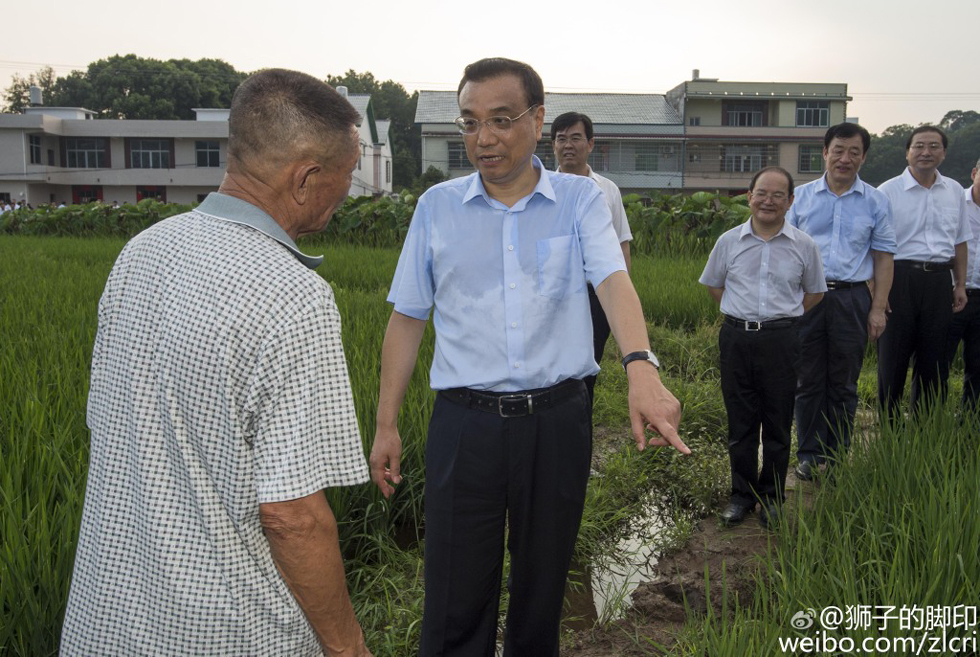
[877,125,971,418]
[550,111,633,404]
[945,157,980,412]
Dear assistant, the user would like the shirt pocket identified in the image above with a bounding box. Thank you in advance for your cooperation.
[937,204,961,243]
[537,235,576,299]
[846,213,874,246]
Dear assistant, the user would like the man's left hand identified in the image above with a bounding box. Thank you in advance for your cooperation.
[867,308,888,341]
[626,363,689,454]
[954,286,968,313]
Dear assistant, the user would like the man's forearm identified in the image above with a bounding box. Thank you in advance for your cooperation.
[620,241,632,275]
[262,494,367,656]
[870,250,894,311]
[376,311,427,429]
[953,242,968,289]
[595,270,650,354]
[802,292,824,314]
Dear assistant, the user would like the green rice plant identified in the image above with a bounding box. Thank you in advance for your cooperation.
[671,398,980,654]
[630,254,717,330]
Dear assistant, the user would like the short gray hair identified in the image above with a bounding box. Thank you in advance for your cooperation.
[228,68,360,167]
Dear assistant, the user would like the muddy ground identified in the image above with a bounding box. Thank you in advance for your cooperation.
[563,472,812,656]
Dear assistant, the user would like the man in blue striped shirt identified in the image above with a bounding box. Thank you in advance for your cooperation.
[368,57,689,656]
[786,123,895,479]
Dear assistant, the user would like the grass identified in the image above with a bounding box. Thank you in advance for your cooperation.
[668,400,980,655]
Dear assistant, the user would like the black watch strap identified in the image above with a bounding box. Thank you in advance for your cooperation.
[621,350,659,371]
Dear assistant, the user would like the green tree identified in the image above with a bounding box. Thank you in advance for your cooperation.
[3,55,248,120]
[2,66,58,113]
[326,70,421,190]
[861,124,914,186]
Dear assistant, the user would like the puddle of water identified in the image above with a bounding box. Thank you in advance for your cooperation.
[563,505,670,624]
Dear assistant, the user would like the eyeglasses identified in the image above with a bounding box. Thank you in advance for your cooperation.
[751,191,788,202]
[554,135,589,146]
[454,105,539,135]
[910,142,944,152]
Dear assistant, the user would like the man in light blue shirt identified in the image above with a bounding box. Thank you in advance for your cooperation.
[701,166,825,530]
[786,123,895,479]
[368,57,688,656]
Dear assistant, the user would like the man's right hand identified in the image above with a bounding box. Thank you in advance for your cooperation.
[369,427,402,499]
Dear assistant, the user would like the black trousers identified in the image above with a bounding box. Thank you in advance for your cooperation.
[945,291,980,411]
[583,284,612,405]
[877,263,953,417]
[795,286,871,465]
[419,382,592,657]
[720,322,799,506]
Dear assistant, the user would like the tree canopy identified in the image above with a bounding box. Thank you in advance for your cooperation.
[862,111,980,187]
[325,70,421,189]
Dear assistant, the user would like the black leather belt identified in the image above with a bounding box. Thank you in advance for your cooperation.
[439,378,583,417]
[967,289,980,297]
[724,315,798,332]
[895,259,954,272]
[826,280,862,290]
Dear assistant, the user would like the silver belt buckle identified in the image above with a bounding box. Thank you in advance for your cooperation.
[498,393,533,417]
[745,320,761,332]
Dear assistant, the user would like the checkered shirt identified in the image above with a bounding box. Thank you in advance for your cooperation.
[61,195,369,656]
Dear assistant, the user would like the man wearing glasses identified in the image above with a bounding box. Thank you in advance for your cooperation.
[700,167,826,530]
[551,111,633,405]
[369,57,688,655]
[786,123,895,480]
[877,125,971,418]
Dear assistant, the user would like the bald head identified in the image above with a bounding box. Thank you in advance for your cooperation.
[228,68,360,172]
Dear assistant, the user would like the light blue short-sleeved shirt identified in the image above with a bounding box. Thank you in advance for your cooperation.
[787,174,896,282]
[699,219,827,321]
[388,157,626,392]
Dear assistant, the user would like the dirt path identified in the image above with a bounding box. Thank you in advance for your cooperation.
[564,474,811,655]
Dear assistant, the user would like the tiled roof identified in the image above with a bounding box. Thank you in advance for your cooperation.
[415,91,681,125]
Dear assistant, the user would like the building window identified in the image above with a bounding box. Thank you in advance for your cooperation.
[799,145,824,173]
[65,138,108,168]
[136,186,167,202]
[634,143,660,172]
[447,141,469,169]
[195,140,220,167]
[723,102,766,127]
[796,101,830,127]
[588,141,610,172]
[721,144,777,173]
[29,135,42,164]
[689,117,701,126]
[385,160,391,184]
[130,139,172,169]
[71,185,103,204]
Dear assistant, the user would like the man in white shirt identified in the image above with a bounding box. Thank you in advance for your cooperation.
[551,111,633,404]
[877,125,972,418]
[945,157,980,412]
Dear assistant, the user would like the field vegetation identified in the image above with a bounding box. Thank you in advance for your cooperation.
[2,194,976,655]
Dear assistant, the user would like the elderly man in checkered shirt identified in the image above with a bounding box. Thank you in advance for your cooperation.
[61,69,373,656]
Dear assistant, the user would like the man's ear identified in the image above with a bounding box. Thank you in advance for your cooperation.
[292,160,321,205]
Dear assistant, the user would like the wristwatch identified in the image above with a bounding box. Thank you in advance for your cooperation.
[621,350,660,371]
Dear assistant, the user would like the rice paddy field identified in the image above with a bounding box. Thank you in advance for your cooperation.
[2,233,977,655]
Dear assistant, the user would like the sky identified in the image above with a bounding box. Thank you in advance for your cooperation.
[3,0,978,134]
